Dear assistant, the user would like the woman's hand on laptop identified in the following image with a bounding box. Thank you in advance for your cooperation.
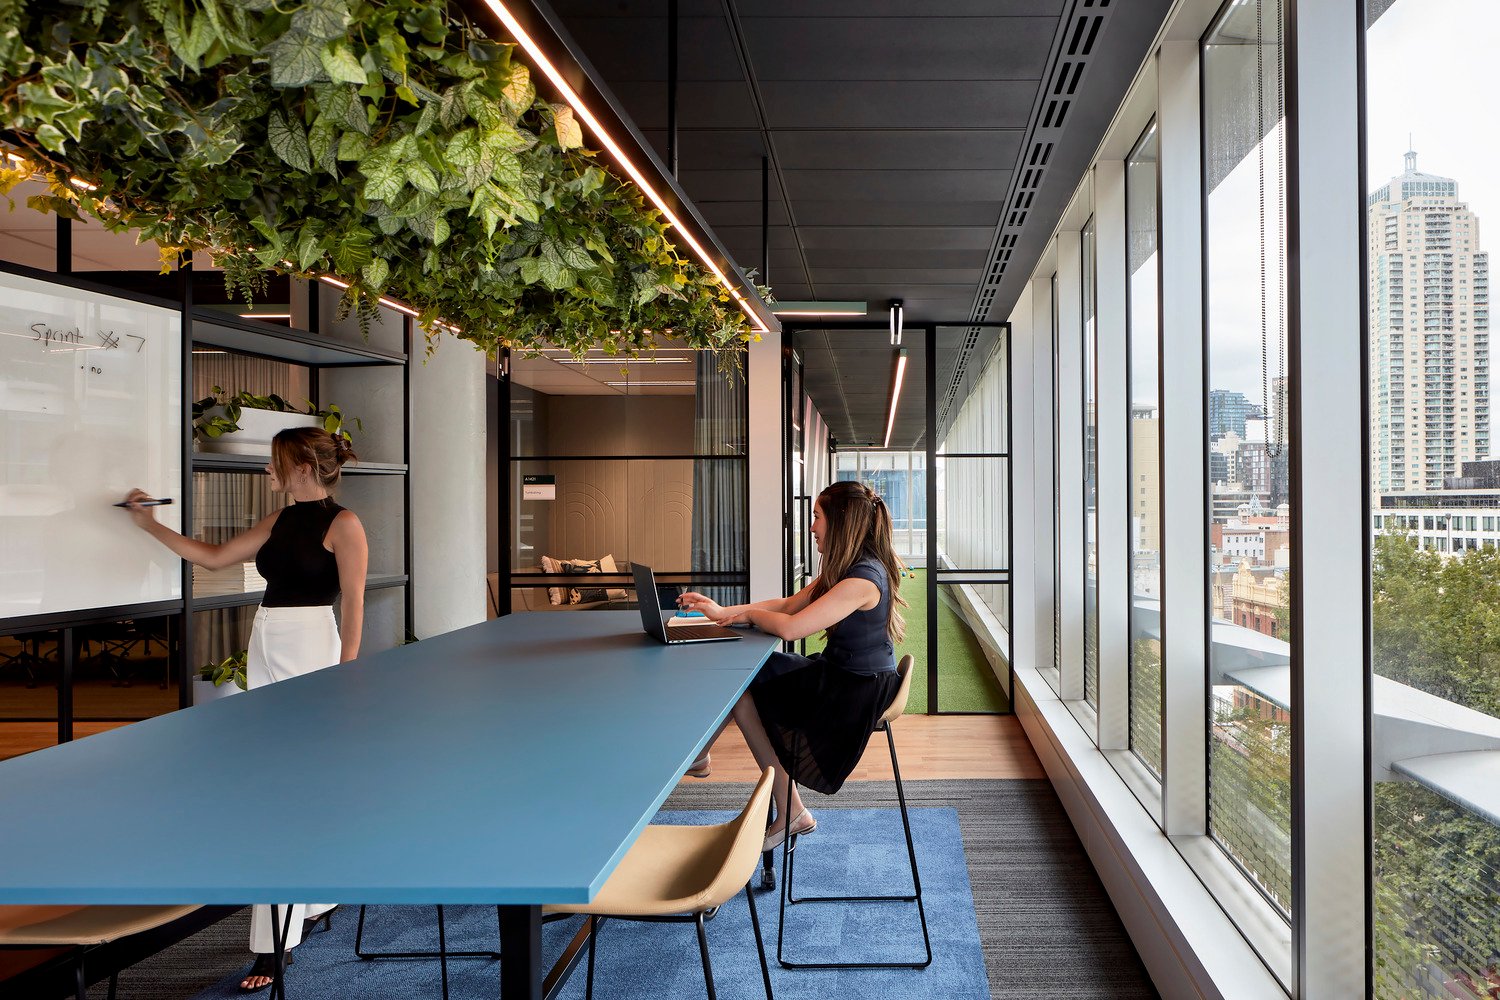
[678,592,738,625]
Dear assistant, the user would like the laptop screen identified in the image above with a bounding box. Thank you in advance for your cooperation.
[632,563,668,639]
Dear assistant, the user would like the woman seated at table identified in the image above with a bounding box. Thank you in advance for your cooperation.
[677,479,906,851]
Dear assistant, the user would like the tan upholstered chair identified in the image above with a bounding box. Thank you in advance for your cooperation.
[547,767,777,1000]
[772,653,932,970]
[0,904,199,999]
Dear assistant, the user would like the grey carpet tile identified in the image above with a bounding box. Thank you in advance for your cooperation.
[104,778,1158,1000]
[668,779,1160,1000]
[114,910,250,1000]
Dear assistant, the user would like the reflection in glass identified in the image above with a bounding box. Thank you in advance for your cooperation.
[1127,121,1163,778]
[0,628,60,760]
[1082,217,1099,711]
[1203,0,1293,918]
[1366,2,1500,994]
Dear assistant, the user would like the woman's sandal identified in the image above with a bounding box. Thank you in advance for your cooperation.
[762,809,817,853]
[685,751,712,778]
[238,950,292,993]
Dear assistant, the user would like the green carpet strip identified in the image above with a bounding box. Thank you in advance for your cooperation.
[806,569,1009,714]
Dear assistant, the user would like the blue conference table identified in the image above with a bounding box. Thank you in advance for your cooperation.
[0,611,778,999]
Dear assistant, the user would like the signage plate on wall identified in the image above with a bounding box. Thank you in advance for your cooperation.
[522,474,556,500]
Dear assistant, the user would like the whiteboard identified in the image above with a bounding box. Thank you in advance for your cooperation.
[0,270,183,621]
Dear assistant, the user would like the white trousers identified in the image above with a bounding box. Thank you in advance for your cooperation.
[246,606,340,955]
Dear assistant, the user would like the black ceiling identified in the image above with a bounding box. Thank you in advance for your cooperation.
[546,0,1170,448]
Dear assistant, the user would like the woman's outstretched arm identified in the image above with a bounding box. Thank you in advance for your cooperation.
[677,578,819,623]
[123,488,277,570]
[738,577,879,642]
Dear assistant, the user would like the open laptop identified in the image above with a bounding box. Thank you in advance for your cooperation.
[632,563,742,644]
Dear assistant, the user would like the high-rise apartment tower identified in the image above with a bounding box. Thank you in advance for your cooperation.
[1369,150,1491,491]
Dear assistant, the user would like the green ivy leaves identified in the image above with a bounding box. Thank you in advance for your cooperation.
[0,0,762,360]
[267,110,312,171]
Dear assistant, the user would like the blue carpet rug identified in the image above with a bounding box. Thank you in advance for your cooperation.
[189,807,988,999]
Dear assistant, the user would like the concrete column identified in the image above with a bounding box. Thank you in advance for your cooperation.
[747,334,785,603]
[1009,284,1037,675]
[1094,158,1131,751]
[411,330,487,637]
[1285,0,1369,991]
[1158,40,1209,838]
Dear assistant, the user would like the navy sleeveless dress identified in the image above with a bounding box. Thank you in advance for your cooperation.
[750,552,902,794]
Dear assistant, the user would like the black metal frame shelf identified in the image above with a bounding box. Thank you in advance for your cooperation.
[190,574,410,613]
[191,453,408,475]
[192,309,405,367]
[1,230,416,760]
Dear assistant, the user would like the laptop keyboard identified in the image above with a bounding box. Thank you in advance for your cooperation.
[669,625,738,640]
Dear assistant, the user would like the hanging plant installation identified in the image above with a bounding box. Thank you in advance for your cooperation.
[0,0,763,359]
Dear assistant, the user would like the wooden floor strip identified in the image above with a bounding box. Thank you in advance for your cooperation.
[689,713,1044,783]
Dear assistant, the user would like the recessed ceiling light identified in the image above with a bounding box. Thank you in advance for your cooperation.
[771,301,867,317]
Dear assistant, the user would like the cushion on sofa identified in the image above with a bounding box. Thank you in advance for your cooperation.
[539,555,566,606]
[561,559,608,604]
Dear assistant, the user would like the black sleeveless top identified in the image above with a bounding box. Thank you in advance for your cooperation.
[256,498,346,607]
[820,553,897,675]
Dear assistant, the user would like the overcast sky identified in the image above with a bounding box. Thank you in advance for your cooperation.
[1197,0,1495,406]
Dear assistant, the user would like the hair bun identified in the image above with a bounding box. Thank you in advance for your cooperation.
[331,433,357,466]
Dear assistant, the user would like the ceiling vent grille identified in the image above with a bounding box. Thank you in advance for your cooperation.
[939,0,1113,432]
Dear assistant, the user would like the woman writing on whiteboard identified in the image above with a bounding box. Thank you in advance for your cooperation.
[123,426,367,992]
[676,479,906,851]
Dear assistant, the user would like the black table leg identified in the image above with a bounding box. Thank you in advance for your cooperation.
[269,904,293,1000]
[498,905,542,1000]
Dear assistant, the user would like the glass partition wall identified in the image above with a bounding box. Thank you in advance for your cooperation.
[794,321,1010,714]
[504,348,748,613]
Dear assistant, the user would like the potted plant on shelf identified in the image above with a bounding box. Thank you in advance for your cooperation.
[193,386,360,455]
[193,650,247,705]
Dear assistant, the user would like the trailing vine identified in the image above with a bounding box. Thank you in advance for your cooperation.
[0,0,763,359]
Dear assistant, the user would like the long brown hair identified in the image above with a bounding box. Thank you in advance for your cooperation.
[809,480,908,643]
[271,427,357,491]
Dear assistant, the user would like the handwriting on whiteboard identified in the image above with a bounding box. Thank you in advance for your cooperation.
[30,322,147,373]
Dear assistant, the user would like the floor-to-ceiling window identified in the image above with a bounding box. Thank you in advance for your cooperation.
[1046,272,1063,696]
[1126,121,1163,779]
[1365,2,1500,995]
[1202,0,1293,918]
[1082,217,1100,712]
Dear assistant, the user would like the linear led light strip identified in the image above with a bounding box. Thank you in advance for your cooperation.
[558,357,689,365]
[6,151,98,190]
[315,274,453,329]
[883,352,908,449]
[480,0,770,336]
